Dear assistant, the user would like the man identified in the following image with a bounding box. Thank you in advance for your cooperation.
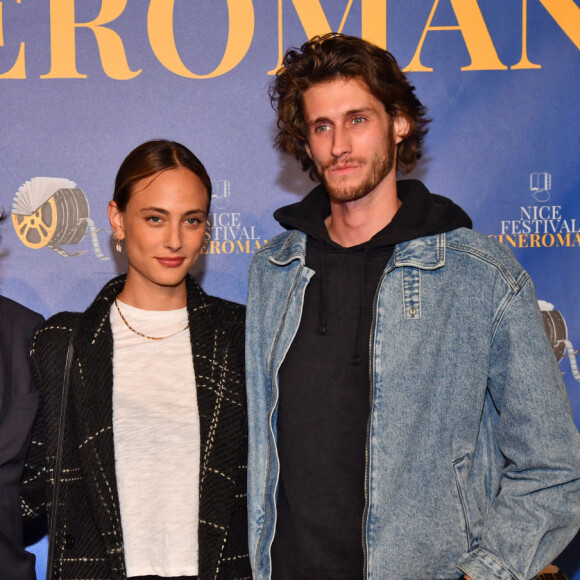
[0,291,43,580]
[246,33,580,580]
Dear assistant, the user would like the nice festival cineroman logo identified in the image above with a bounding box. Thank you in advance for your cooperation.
[490,172,580,249]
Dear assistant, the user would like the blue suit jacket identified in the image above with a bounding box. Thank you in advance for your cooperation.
[0,295,43,580]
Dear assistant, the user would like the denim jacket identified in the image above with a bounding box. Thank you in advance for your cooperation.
[246,227,580,580]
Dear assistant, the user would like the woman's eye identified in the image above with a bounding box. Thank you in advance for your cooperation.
[314,124,330,133]
[186,217,201,226]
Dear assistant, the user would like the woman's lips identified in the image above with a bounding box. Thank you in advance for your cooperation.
[156,257,185,267]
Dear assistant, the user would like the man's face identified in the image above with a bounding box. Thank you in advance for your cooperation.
[302,77,406,203]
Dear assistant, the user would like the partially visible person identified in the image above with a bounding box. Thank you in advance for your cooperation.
[22,140,251,579]
[0,212,44,580]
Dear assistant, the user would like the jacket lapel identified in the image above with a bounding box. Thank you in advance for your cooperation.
[70,276,126,567]
[186,277,246,578]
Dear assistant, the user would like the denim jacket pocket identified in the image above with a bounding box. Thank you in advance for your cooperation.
[453,455,483,551]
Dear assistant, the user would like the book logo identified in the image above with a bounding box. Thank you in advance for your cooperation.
[212,180,230,210]
[530,172,551,203]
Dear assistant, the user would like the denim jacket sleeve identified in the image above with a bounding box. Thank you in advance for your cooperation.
[457,276,580,580]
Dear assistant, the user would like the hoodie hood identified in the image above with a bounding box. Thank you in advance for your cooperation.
[273,179,472,246]
[272,179,473,370]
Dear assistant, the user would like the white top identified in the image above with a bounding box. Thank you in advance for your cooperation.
[111,300,200,578]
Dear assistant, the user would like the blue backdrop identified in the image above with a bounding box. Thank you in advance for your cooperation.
[1,0,579,577]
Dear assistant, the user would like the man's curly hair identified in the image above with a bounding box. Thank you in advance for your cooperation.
[270,33,430,180]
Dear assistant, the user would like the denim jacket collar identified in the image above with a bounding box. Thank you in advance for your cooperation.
[268,229,446,271]
[393,232,446,270]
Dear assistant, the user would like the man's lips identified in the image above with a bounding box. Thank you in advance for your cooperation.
[156,257,185,267]
[322,158,365,175]
[329,164,360,174]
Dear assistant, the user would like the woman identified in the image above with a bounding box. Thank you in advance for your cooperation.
[23,140,251,580]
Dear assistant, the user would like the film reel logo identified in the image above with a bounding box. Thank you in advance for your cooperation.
[539,300,580,382]
[11,177,108,259]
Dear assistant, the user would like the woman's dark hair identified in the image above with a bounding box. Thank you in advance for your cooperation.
[113,140,212,212]
[270,33,431,179]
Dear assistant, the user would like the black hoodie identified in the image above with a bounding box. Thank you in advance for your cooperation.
[271,180,472,580]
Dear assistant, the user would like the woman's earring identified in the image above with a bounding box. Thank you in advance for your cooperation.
[113,234,122,254]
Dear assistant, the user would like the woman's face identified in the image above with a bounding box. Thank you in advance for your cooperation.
[108,166,208,296]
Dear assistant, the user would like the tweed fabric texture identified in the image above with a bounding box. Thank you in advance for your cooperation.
[22,275,251,580]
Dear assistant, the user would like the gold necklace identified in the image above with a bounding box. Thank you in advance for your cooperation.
[114,298,189,341]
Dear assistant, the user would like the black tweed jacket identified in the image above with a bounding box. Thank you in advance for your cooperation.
[23,275,251,580]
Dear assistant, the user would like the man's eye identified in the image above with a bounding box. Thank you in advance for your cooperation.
[314,124,330,133]
[147,216,162,223]
[352,116,366,125]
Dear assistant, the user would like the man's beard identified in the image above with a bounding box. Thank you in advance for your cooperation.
[319,129,396,203]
